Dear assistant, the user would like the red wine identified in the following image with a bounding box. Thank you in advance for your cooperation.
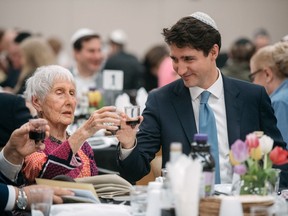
[126,119,140,128]
[29,131,45,141]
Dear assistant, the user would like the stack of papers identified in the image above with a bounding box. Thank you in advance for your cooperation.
[75,174,133,200]
[36,178,100,204]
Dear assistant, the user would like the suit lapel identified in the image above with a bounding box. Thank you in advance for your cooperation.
[171,80,197,144]
[222,76,243,146]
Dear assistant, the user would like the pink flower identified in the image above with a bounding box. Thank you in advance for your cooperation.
[245,133,259,149]
[230,139,249,163]
[234,164,247,175]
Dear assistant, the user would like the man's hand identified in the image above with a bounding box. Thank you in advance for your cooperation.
[3,119,49,164]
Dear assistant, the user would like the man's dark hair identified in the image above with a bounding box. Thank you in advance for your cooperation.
[73,34,100,51]
[162,16,221,56]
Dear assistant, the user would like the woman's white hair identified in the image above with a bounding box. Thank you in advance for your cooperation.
[24,65,75,102]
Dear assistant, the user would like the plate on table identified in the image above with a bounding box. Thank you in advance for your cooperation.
[214,184,232,195]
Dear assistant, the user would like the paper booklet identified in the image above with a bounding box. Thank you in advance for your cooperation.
[36,178,100,204]
[75,174,133,199]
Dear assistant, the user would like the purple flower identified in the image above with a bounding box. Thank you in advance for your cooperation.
[234,164,247,175]
[231,139,249,163]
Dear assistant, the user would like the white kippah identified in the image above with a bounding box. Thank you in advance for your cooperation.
[71,28,97,45]
[190,12,218,31]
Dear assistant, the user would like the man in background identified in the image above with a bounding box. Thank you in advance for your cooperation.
[70,28,105,115]
[103,29,144,90]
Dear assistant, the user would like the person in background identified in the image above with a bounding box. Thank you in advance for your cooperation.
[0,31,32,90]
[103,29,144,90]
[281,34,288,42]
[22,65,121,183]
[116,12,285,184]
[47,36,71,68]
[253,28,271,51]
[250,41,288,146]
[221,37,256,82]
[0,120,73,215]
[11,36,56,95]
[142,44,179,92]
[0,29,17,77]
[157,49,179,88]
[0,92,32,148]
[70,28,104,115]
[142,44,169,92]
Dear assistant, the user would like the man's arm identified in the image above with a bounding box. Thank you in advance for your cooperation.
[0,120,49,182]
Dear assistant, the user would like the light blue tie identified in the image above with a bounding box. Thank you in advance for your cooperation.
[199,91,221,184]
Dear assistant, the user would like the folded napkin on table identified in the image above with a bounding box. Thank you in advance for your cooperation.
[136,87,148,114]
[51,203,131,216]
[167,155,202,216]
[114,93,132,111]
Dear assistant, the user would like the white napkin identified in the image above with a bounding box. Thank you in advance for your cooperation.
[114,93,132,111]
[167,155,202,216]
[135,87,148,114]
[51,203,131,216]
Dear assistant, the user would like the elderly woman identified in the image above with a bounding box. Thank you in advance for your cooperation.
[22,65,121,183]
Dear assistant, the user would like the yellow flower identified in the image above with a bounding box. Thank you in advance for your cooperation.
[249,145,262,160]
[229,151,240,165]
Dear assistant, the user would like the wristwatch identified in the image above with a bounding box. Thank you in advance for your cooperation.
[16,187,28,210]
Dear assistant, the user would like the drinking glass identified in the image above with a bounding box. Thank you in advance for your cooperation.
[104,109,121,137]
[130,185,148,216]
[30,188,53,216]
[29,119,47,142]
[124,106,140,129]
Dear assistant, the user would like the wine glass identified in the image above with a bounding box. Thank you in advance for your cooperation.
[124,105,140,129]
[104,109,121,137]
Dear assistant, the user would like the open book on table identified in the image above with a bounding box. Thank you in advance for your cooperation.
[75,174,133,199]
[36,178,100,204]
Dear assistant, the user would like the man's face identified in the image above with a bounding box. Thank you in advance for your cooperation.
[169,44,218,89]
[74,38,104,74]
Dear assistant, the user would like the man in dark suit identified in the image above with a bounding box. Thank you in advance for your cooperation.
[116,12,286,184]
[0,93,32,147]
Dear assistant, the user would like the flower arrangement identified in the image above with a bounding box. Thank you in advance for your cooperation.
[229,131,288,195]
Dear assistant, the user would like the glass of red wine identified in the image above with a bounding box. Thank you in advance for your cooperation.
[29,118,47,142]
[124,106,140,129]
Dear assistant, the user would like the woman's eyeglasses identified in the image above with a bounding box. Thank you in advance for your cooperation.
[249,68,264,82]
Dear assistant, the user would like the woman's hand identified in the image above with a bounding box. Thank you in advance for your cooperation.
[68,106,121,153]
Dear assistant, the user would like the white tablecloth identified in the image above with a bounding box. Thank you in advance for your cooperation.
[51,203,131,216]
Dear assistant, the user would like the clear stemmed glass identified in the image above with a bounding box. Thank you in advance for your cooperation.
[124,105,140,129]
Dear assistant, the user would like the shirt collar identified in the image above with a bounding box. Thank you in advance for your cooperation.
[189,69,223,100]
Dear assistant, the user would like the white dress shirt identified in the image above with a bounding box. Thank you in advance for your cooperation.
[189,70,233,184]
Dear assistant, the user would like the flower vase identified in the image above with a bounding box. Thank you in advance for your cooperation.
[239,169,280,196]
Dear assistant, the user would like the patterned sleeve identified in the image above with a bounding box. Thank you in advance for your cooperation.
[23,140,81,182]
[81,142,98,176]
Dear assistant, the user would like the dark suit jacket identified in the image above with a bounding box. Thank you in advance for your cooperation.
[118,75,285,183]
[0,93,32,147]
[0,183,9,213]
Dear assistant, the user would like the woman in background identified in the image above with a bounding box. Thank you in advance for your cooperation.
[13,36,55,94]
